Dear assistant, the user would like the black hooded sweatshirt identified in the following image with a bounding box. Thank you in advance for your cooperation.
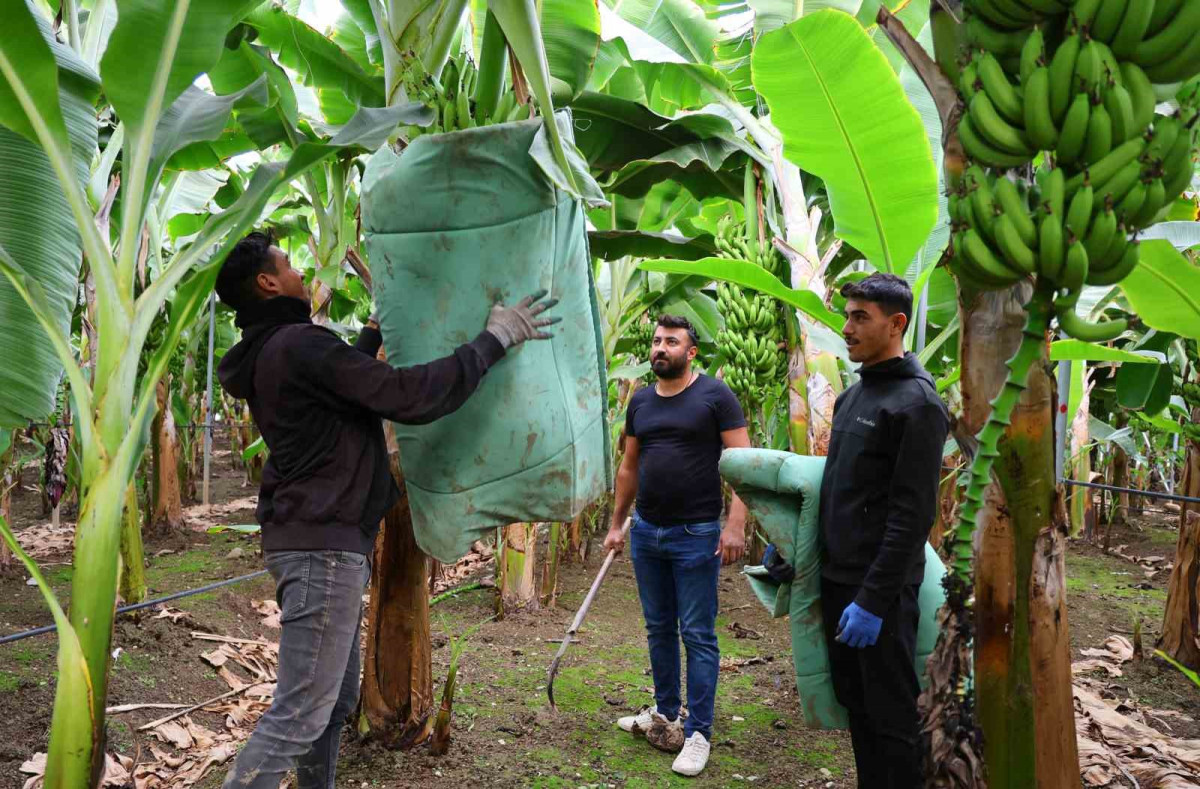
[818,352,949,616]
[217,296,505,555]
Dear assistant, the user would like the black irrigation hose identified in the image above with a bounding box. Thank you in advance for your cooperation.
[0,569,269,647]
[1056,478,1200,506]
[942,465,1200,505]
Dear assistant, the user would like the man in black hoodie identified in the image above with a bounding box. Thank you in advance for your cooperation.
[818,273,949,788]
[216,232,557,789]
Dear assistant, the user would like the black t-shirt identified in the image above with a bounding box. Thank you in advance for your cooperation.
[625,374,746,526]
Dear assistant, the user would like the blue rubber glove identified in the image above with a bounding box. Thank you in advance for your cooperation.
[836,602,883,648]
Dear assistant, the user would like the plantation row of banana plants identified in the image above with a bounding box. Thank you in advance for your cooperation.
[0,0,1199,786]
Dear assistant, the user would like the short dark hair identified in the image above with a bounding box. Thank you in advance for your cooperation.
[840,273,912,328]
[656,314,699,348]
[216,231,277,311]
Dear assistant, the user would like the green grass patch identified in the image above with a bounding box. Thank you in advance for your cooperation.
[1065,553,1165,620]
[794,740,840,771]
[0,670,19,692]
[715,615,766,659]
[7,641,51,666]
[1146,526,1180,547]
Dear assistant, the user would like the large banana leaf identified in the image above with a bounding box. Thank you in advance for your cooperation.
[588,229,716,261]
[243,5,385,124]
[1120,240,1200,338]
[639,256,845,332]
[1048,340,1163,363]
[752,9,938,273]
[102,0,259,228]
[541,0,602,103]
[601,0,718,65]
[571,91,745,199]
[0,10,99,429]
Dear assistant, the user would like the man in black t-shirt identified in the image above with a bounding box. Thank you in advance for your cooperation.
[604,314,750,777]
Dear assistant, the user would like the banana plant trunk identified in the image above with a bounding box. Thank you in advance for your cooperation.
[118,483,146,603]
[497,522,539,616]
[1110,413,1130,528]
[150,378,183,531]
[1069,383,1094,538]
[0,431,14,570]
[358,422,434,748]
[1159,410,1200,668]
[540,521,561,608]
[959,286,1078,788]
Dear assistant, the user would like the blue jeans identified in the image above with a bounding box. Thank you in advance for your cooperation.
[223,549,371,789]
[629,512,722,739]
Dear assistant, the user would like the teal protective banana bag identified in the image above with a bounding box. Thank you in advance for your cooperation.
[362,119,611,563]
[721,449,949,730]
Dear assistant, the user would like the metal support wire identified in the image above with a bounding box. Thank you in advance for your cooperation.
[0,570,269,646]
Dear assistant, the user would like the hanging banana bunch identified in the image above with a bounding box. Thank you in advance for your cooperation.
[714,214,788,416]
[400,52,529,139]
[951,0,1200,349]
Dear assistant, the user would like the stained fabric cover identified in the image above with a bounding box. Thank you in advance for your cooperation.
[721,448,947,730]
[362,118,610,563]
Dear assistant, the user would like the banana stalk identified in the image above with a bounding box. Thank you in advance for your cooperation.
[473,9,508,121]
[946,286,1054,577]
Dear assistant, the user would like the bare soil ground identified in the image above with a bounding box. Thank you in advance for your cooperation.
[1,455,1198,787]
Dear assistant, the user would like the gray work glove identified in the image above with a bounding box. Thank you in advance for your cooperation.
[485,289,561,349]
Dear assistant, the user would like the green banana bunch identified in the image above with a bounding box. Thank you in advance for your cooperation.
[713,218,787,408]
[629,318,656,363]
[950,0,1200,341]
[713,215,787,279]
[403,51,531,140]
[1176,378,1200,409]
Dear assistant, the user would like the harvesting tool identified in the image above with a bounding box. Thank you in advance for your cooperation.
[546,517,630,712]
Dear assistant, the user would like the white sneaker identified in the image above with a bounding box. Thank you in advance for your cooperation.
[671,732,711,776]
[617,705,658,734]
[617,705,685,736]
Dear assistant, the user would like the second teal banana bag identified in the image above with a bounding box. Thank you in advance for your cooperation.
[721,448,949,730]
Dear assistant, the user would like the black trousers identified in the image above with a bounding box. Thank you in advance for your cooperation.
[820,578,922,789]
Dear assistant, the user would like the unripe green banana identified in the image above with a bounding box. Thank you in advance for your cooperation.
[1057,92,1092,165]
[1039,210,1066,281]
[1049,34,1082,124]
[995,177,1037,247]
[1066,182,1094,240]
[977,52,1025,126]
[969,92,1033,155]
[1087,239,1140,286]
[959,114,1035,168]
[1060,238,1090,293]
[1024,67,1059,150]
[1131,177,1167,228]
[1120,62,1157,132]
[1115,180,1148,224]
[1111,0,1155,59]
[1020,27,1045,86]
[1057,299,1128,341]
[1072,0,1104,27]
[1085,99,1115,165]
[1091,0,1130,44]
[994,212,1038,274]
[1083,205,1118,261]
[1042,167,1065,217]
[1104,83,1136,143]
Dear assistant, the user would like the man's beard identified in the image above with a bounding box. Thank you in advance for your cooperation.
[652,354,688,380]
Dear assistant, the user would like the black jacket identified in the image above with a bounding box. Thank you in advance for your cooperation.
[217,296,506,555]
[818,352,949,615]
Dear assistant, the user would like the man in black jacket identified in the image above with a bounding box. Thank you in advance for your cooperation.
[818,273,949,789]
[216,232,557,789]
